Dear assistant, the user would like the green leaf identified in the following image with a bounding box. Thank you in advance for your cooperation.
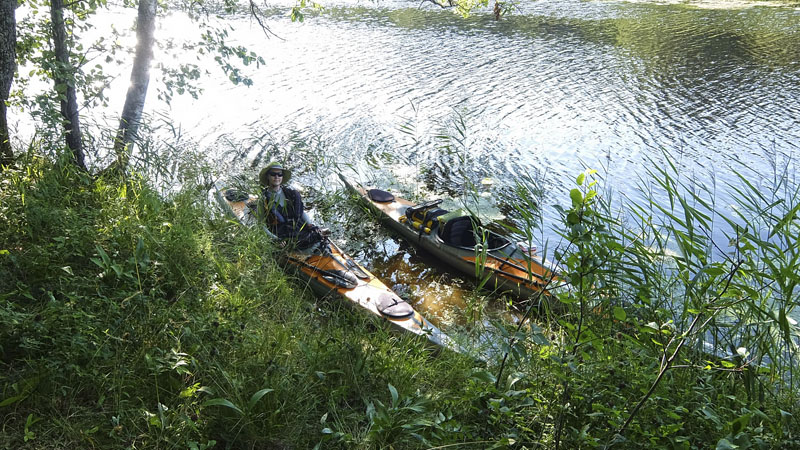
[388,384,398,407]
[704,266,726,277]
[365,401,376,420]
[570,189,583,207]
[770,201,800,238]
[489,437,516,449]
[247,388,274,410]
[613,306,627,321]
[202,398,243,415]
[715,438,738,449]
[577,172,585,186]
[730,413,751,434]
[0,394,27,407]
[778,308,792,345]
[146,411,160,427]
[470,370,497,384]
[567,211,580,225]
[661,422,683,434]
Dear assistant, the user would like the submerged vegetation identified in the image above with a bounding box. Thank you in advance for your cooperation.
[2,140,799,449]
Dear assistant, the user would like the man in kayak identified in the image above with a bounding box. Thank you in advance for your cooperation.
[258,162,321,249]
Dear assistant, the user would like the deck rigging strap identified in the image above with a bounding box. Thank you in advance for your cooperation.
[321,239,370,280]
[285,253,359,289]
[417,209,431,242]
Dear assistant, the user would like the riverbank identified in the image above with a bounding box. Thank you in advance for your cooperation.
[1,152,798,448]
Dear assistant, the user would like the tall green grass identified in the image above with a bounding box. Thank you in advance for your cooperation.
[494,155,800,448]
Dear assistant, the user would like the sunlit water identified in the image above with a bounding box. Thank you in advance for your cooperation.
[162,0,800,233]
[178,0,798,328]
[12,0,800,331]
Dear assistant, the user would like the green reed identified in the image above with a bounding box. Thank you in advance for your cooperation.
[501,153,800,447]
[384,109,799,446]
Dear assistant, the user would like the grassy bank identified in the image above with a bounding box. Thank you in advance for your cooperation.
[2,152,799,449]
[0,153,475,449]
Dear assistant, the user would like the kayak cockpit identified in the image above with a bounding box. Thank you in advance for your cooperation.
[436,214,511,251]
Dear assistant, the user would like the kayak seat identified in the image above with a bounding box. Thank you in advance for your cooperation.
[368,189,395,203]
[437,210,513,251]
[224,189,250,202]
[439,215,478,248]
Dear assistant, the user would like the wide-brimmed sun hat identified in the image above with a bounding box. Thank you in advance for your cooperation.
[259,162,292,186]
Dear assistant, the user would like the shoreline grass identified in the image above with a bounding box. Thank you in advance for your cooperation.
[2,150,799,449]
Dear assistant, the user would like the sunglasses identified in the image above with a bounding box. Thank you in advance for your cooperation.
[267,171,284,177]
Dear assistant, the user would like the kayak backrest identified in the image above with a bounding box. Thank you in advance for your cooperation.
[368,189,395,203]
[438,213,478,248]
[437,210,512,251]
[224,189,250,202]
[376,293,415,319]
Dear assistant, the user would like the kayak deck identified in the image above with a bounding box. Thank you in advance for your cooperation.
[215,186,458,350]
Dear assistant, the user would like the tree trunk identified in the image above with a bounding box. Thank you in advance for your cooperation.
[0,0,17,168]
[113,0,157,170]
[50,0,86,170]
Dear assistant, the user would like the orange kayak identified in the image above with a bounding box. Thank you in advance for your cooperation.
[215,186,459,351]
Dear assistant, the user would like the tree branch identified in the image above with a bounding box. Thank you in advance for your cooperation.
[249,0,283,40]
[418,0,457,9]
[615,256,743,437]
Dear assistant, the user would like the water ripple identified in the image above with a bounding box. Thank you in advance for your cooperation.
[158,0,800,242]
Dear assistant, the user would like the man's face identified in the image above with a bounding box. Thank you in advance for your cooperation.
[267,170,283,188]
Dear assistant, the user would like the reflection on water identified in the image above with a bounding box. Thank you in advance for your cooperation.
[187,0,800,218]
[365,239,474,324]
